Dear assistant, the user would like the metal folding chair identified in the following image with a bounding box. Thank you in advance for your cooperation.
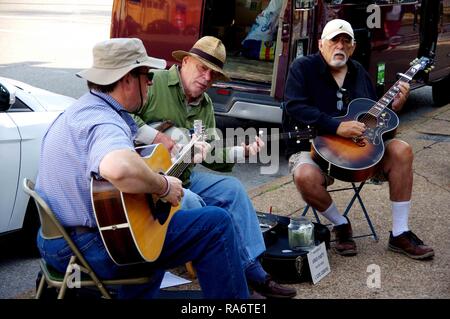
[22,178,154,299]
[301,181,378,241]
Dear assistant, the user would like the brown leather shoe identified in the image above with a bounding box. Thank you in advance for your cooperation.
[388,231,434,260]
[251,277,297,299]
[249,291,266,299]
[332,217,357,256]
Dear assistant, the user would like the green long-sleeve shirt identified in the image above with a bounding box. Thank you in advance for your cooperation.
[132,65,234,186]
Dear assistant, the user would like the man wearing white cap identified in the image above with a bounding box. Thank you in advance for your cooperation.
[35,38,251,298]
[284,19,434,260]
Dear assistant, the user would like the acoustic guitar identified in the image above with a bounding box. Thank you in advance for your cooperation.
[311,57,433,182]
[91,137,200,265]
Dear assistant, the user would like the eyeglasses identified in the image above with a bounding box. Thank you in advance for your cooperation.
[139,71,154,82]
[132,69,154,82]
[194,62,218,80]
[336,87,347,111]
[329,35,354,46]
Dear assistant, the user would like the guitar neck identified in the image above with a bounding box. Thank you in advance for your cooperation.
[164,129,314,178]
[166,137,198,178]
[367,64,420,117]
[209,130,315,146]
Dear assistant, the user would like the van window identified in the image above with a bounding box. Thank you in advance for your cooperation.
[203,0,279,84]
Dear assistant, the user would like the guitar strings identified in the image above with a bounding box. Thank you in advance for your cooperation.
[358,74,411,126]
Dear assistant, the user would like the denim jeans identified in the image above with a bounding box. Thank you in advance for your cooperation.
[188,171,266,269]
[37,206,249,299]
[181,188,206,209]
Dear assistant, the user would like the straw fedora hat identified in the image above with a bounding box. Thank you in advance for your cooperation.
[172,36,230,81]
[77,38,166,85]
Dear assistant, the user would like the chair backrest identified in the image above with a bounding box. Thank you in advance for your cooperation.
[22,178,63,240]
[22,178,94,271]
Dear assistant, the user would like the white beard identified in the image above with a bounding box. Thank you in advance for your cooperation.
[330,51,348,68]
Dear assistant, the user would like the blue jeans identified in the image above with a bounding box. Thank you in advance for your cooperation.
[37,206,249,299]
[187,171,266,270]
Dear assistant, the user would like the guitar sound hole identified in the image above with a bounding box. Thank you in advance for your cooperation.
[154,201,171,225]
[145,194,171,225]
[358,114,377,128]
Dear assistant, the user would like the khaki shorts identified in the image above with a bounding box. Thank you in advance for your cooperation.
[288,139,403,184]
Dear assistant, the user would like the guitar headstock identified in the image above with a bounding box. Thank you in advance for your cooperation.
[410,56,434,74]
[192,119,207,142]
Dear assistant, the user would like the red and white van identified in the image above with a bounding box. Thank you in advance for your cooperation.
[111,0,450,127]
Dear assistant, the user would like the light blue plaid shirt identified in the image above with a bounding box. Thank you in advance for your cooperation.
[36,91,138,228]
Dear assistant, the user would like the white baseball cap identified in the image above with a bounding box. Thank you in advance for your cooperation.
[321,19,354,40]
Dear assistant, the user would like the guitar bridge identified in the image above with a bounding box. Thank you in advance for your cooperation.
[352,137,366,147]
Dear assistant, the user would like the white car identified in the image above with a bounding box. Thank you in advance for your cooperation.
[0,77,75,245]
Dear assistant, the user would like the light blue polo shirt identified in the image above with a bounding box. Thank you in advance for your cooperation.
[35,91,138,228]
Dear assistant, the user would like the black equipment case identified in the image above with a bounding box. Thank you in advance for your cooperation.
[257,212,331,284]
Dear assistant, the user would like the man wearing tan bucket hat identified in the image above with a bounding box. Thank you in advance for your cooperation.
[35,37,251,299]
[133,36,296,298]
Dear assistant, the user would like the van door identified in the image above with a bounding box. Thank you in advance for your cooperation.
[369,0,422,91]
[272,0,316,100]
[111,0,203,67]
[422,0,450,82]
[271,0,291,100]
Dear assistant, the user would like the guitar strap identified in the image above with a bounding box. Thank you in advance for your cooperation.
[153,120,175,133]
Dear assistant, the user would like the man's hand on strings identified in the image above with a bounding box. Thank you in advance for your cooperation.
[242,136,265,157]
[153,131,176,152]
[392,81,410,112]
[191,134,212,164]
[337,121,366,138]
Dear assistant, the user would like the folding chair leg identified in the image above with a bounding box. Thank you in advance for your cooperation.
[355,190,378,241]
[35,274,46,299]
[58,256,78,299]
[302,205,322,223]
[302,182,378,241]
[185,262,196,279]
[342,182,378,241]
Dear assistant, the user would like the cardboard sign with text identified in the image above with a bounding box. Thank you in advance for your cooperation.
[307,242,331,284]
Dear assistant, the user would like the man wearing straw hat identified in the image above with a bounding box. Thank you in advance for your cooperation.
[133,36,296,298]
[35,37,251,299]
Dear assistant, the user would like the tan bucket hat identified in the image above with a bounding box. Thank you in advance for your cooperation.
[77,38,166,85]
[172,36,230,81]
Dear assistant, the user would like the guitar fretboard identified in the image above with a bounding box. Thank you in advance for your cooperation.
[166,139,197,178]
[368,63,423,117]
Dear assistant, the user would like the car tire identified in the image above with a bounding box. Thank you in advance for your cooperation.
[432,74,450,107]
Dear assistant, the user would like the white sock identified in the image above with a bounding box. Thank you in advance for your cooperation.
[320,202,347,226]
[391,201,410,237]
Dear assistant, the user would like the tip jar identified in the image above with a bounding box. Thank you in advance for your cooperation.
[288,216,315,251]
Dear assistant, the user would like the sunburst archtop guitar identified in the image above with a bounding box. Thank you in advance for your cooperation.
[311,57,433,182]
